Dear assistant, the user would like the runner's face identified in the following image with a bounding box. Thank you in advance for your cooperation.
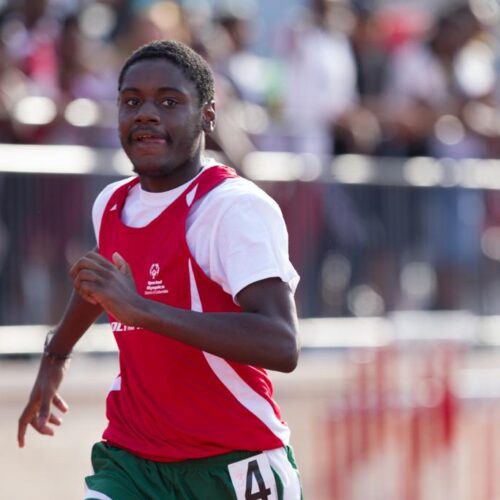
[118,58,212,191]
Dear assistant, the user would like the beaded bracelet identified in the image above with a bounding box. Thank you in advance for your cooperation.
[43,330,72,362]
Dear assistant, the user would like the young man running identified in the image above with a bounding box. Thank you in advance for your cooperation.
[18,40,302,499]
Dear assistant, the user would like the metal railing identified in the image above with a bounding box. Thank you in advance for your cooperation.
[2,145,500,324]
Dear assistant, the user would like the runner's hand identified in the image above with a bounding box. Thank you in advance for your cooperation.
[71,251,143,325]
[17,356,69,447]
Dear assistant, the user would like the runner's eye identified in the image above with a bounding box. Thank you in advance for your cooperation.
[125,97,140,107]
[162,98,177,108]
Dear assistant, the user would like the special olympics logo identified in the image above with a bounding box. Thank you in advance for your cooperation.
[149,263,160,279]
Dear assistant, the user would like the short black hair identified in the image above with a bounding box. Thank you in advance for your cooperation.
[118,40,215,105]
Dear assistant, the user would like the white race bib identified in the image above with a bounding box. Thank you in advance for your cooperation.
[228,453,278,500]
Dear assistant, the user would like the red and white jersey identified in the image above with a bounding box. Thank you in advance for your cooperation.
[98,165,290,462]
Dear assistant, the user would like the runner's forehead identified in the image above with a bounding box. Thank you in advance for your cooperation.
[120,59,196,97]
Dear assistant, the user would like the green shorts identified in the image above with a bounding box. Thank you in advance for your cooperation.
[84,442,303,500]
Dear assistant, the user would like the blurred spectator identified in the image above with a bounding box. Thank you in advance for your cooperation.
[0,0,59,143]
[333,0,388,155]
[43,14,119,146]
[114,1,193,59]
[277,0,357,155]
[203,8,276,165]
[382,4,486,157]
[2,0,60,97]
[214,11,261,103]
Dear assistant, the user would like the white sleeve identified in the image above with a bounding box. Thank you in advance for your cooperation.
[91,178,133,244]
[203,193,300,300]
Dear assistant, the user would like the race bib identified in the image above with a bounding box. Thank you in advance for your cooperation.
[228,452,278,500]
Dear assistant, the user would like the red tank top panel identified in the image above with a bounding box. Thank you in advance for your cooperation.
[98,165,289,461]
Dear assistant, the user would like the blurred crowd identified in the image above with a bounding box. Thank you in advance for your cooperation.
[3,0,500,322]
[1,0,499,156]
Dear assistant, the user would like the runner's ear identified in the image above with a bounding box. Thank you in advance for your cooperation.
[202,100,215,133]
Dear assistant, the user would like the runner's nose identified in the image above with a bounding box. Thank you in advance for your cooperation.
[134,101,160,124]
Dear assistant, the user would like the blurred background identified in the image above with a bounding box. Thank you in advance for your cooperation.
[2,0,500,498]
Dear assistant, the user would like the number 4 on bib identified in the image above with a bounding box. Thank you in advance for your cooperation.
[228,453,278,500]
[246,460,272,499]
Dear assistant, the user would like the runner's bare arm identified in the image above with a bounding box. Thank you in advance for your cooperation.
[72,251,299,372]
[17,252,103,448]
